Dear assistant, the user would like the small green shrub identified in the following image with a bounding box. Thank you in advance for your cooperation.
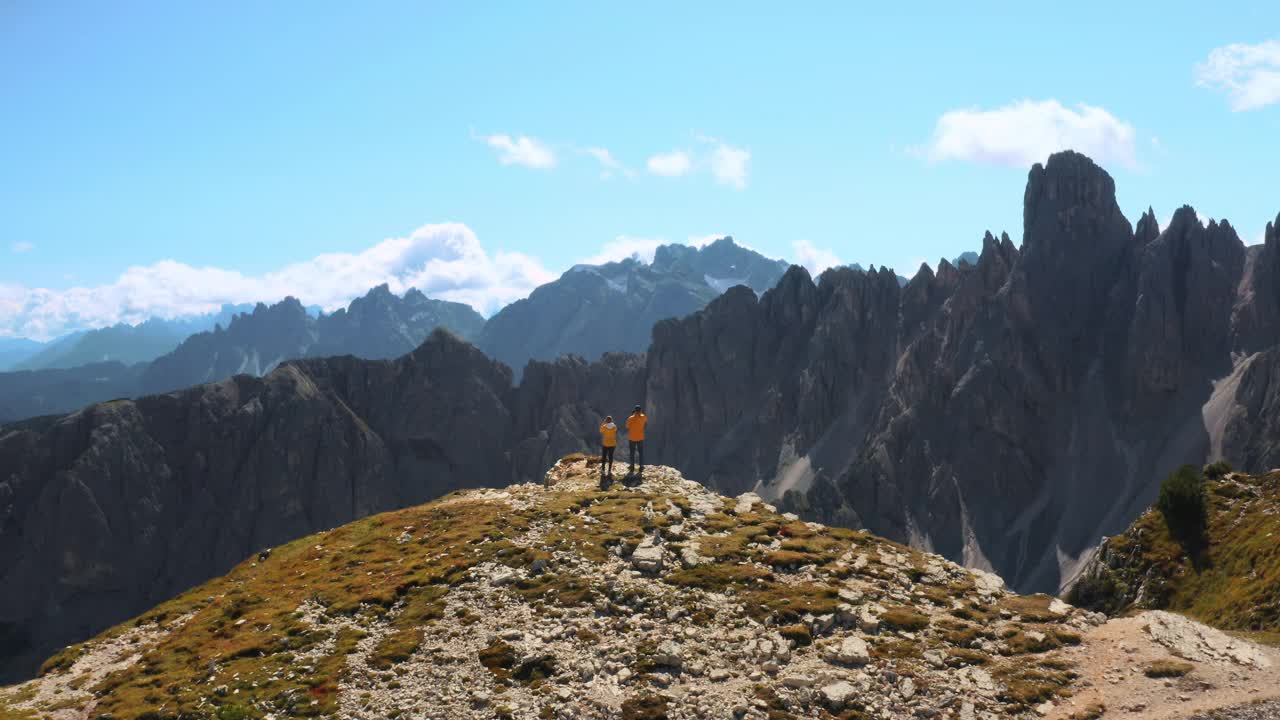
[1203,461,1233,480]
[1157,465,1207,549]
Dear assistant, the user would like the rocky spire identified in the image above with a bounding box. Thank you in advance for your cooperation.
[1135,206,1160,246]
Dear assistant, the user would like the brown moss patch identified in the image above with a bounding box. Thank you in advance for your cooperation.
[880,607,930,632]
[1144,658,1194,678]
[621,693,669,720]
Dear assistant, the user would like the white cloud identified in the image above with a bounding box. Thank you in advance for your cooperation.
[477,133,557,169]
[580,236,667,266]
[11,241,34,254]
[578,234,725,266]
[646,150,693,177]
[918,99,1139,170]
[708,141,750,189]
[1195,40,1280,111]
[792,240,842,276]
[0,223,554,340]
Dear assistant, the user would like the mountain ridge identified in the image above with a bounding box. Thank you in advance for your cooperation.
[5,460,1279,720]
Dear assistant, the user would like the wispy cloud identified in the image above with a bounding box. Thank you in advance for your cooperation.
[792,240,842,275]
[1195,40,1280,111]
[0,224,554,340]
[584,147,635,179]
[646,150,693,177]
[476,132,557,169]
[915,99,1139,170]
[10,241,34,254]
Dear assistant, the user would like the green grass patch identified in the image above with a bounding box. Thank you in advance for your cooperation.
[369,628,423,670]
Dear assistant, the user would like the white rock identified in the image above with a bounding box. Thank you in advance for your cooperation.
[858,605,882,632]
[631,538,664,573]
[490,566,519,586]
[825,636,870,666]
[709,668,731,682]
[1048,598,1073,616]
[652,640,682,669]
[734,492,762,514]
[782,674,814,688]
[680,546,704,567]
[820,680,857,711]
[968,568,1006,595]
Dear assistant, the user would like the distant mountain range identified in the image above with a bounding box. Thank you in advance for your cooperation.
[477,237,789,376]
[0,339,44,373]
[7,305,253,372]
[0,239,790,423]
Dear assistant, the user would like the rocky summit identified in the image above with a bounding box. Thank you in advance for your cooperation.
[3,458,1278,720]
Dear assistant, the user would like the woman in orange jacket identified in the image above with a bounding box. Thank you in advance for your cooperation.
[599,415,618,477]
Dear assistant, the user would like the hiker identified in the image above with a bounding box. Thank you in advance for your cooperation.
[599,415,618,477]
[626,404,647,474]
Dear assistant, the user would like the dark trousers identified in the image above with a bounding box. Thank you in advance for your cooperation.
[601,445,615,472]
[629,440,644,470]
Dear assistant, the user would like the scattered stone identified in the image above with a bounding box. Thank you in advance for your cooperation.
[820,680,857,711]
[631,538,664,573]
[825,636,870,666]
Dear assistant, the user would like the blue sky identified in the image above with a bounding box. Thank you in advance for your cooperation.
[2,2,1278,338]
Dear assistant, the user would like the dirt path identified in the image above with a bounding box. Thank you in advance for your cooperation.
[1050,613,1280,720]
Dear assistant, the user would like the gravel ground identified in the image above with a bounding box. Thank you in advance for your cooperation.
[1190,699,1280,719]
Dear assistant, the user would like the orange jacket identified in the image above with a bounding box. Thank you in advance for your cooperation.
[626,412,647,441]
[600,422,618,448]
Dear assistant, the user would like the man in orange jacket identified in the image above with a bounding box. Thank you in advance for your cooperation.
[599,415,618,477]
[626,405,647,475]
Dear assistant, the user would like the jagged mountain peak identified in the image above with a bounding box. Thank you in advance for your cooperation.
[1136,206,1161,245]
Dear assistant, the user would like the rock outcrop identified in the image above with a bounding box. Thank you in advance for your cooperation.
[1067,468,1280,633]
[0,460,1114,719]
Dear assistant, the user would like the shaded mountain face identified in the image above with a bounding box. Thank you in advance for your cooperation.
[0,288,485,423]
[476,237,788,377]
[0,362,144,424]
[0,331,515,680]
